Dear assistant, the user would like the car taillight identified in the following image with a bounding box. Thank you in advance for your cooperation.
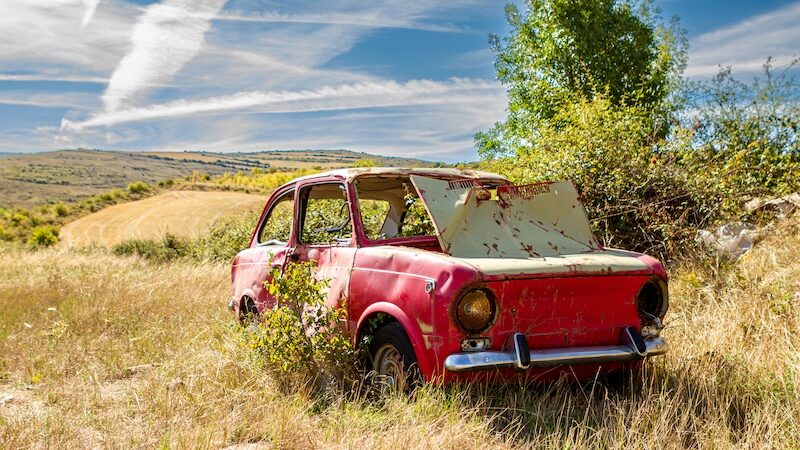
[455,289,496,334]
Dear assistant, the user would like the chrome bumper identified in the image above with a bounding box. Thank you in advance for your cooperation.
[444,327,668,373]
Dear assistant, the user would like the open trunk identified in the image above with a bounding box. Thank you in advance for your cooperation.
[409,175,651,276]
[410,176,652,346]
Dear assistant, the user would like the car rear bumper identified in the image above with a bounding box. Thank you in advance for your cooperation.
[443,327,667,373]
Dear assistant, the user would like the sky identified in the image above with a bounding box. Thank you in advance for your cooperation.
[0,0,798,162]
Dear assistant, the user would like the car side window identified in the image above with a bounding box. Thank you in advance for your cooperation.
[300,183,352,244]
[359,200,390,240]
[355,176,435,240]
[257,190,294,245]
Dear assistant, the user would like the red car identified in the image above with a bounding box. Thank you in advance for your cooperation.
[229,168,668,384]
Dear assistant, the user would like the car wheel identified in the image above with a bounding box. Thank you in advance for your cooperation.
[240,296,259,326]
[369,322,421,392]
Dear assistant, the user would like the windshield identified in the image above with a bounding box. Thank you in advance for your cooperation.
[354,176,436,241]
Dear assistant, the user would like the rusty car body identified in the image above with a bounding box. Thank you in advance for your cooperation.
[229,168,668,384]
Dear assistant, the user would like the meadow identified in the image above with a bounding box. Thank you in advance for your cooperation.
[59,190,266,247]
[1,214,797,449]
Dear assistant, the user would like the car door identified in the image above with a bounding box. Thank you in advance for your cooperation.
[231,187,295,311]
[289,181,357,312]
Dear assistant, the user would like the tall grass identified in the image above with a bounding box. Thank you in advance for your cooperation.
[1,216,798,448]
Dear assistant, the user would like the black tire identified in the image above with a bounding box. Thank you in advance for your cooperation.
[240,297,259,325]
[369,322,422,392]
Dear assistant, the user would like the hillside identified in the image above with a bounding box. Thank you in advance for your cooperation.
[59,190,266,247]
[0,149,432,208]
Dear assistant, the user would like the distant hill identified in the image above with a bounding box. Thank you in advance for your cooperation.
[0,149,433,208]
[59,190,266,247]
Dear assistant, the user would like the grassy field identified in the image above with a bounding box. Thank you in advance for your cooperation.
[0,149,431,209]
[58,191,267,247]
[1,215,798,448]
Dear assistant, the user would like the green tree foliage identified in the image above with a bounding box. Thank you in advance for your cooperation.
[476,1,800,260]
[477,0,686,156]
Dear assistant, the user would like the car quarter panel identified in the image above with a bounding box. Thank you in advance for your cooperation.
[349,246,480,381]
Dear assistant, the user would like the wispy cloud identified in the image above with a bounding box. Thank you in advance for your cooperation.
[80,0,102,28]
[215,11,463,32]
[0,91,98,109]
[686,1,800,77]
[102,0,227,112]
[0,0,136,73]
[0,73,107,83]
[63,78,501,130]
[1,0,507,161]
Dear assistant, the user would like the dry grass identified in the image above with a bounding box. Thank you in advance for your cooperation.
[59,191,266,247]
[1,216,798,449]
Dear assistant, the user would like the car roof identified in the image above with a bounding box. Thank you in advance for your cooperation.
[290,167,509,184]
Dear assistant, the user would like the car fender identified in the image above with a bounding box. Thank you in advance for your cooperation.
[356,301,434,378]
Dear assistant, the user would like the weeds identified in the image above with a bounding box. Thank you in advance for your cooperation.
[241,261,358,393]
[1,218,798,448]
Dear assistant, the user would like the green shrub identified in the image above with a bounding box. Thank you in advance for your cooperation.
[52,203,70,217]
[682,62,800,210]
[0,225,12,241]
[27,226,59,248]
[127,181,151,194]
[191,213,258,262]
[482,96,718,259]
[112,233,190,262]
[241,261,357,390]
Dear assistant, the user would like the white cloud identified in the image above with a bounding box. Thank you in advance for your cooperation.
[687,2,800,77]
[0,91,99,109]
[2,0,507,161]
[215,11,462,32]
[0,0,136,74]
[81,0,102,28]
[63,78,501,130]
[0,73,107,84]
[102,0,227,112]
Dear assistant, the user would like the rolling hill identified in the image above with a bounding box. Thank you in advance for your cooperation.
[0,149,432,208]
[58,190,266,247]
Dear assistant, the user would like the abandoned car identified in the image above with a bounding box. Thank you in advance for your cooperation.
[229,168,668,383]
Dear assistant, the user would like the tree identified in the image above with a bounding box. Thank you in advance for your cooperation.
[477,0,686,157]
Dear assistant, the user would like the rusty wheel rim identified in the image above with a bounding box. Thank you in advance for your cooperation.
[374,344,405,387]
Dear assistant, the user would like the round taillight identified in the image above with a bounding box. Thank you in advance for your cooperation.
[637,279,669,322]
[456,289,495,334]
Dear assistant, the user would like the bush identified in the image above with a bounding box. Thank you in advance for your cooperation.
[53,203,70,217]
[191,213,258,262]
[241,261,357,390]
[481,96,716,260]
[27,225,59,248]
[682,62,800,211]
[0,225,12,241]
[112,233,190,262]
[127,181,151,194]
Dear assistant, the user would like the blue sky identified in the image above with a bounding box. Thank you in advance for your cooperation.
[0,0,798,162]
